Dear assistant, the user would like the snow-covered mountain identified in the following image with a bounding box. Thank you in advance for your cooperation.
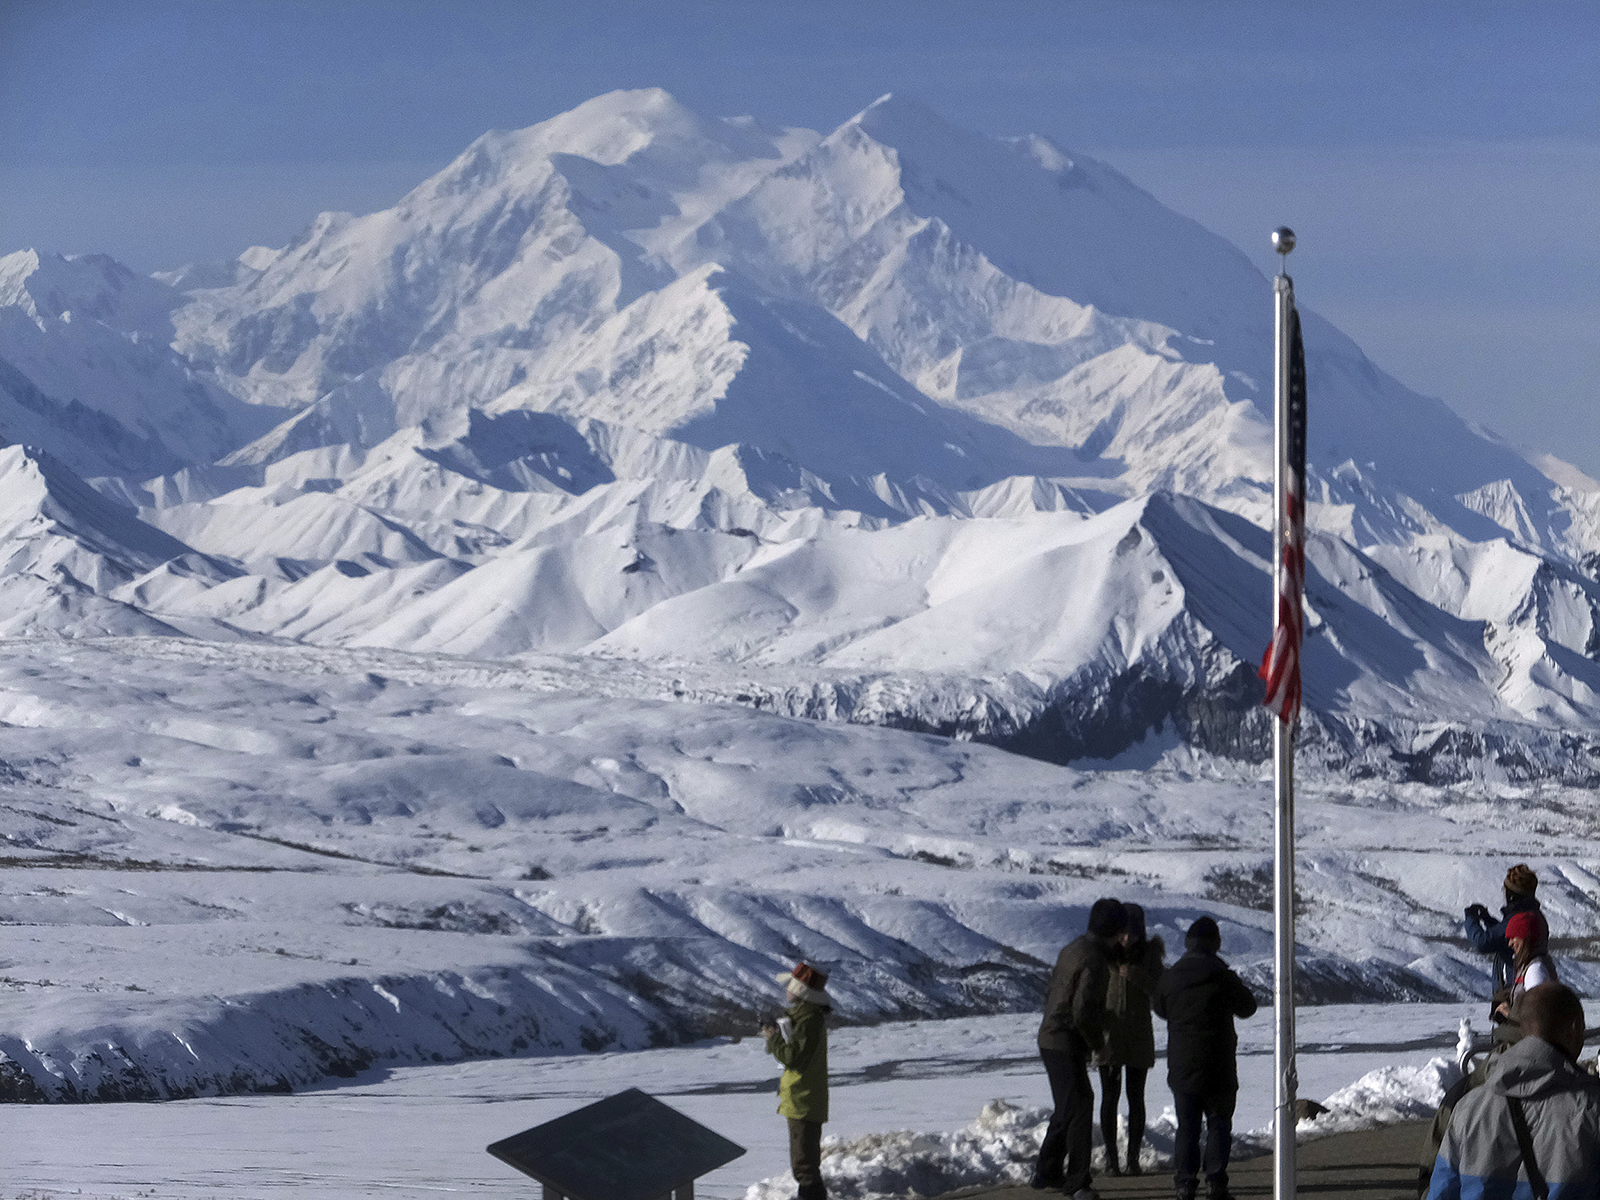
[8,90,1600,1106]
[2,87,1599,780]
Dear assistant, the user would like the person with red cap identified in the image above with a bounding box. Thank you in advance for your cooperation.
[1416,907,1563,1196]
[1463,864,1546,994]
[1494,911,1559,1022]
[763,963,832,1200]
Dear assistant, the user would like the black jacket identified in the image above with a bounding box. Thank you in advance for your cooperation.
[1464,895,1544,991]
[1151,949,1258,1094]
[1037,933,1113,1056]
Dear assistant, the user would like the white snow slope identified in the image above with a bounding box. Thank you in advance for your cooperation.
[5,91,1600,1108]
[3,637,1600,1104]
[1,90,1598,780]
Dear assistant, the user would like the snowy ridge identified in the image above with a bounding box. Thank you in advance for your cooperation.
[5,638,1600,1101]
[0,90,1598,775]
[0,250,286,476]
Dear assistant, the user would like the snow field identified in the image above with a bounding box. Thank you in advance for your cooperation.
[4,78,1600,1200]
[5,637,1600,1109]
[3,1006,1480,1200]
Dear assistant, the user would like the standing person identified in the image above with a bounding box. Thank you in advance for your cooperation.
[1152,917,1258,1200]
[1464,864,1545,993]
[1416,913,1561,1197]
[763,963,832,1200]
[1098,903,1165,1177]
[1428,983,1600,1200]
[1493,910,1559,1022]
[1032,897,1127,1200]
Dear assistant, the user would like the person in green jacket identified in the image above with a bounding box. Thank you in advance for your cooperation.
[764,962,833,1200]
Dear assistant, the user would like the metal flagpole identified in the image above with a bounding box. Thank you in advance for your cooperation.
[1270,226,1298,1200]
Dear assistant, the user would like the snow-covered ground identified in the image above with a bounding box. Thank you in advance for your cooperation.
[5,1005,1478,1200]
[5,635,1599,1110]
[6,81,1600,1200]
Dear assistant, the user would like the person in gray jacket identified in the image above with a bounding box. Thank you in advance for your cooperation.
[1428,983,1600,1200]
[1032,897,1127,1200]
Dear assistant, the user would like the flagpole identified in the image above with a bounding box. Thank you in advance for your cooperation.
[1270,226,1298,1200]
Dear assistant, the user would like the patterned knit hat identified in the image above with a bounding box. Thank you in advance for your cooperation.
[775,962,829,990]
[1505,864,1539,899]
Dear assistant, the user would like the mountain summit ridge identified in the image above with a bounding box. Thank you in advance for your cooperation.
[1,88,1597,778]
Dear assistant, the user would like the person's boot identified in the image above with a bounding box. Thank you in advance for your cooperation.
[1176,1183,1198,1200]
[1030,1167,1064,1191]
[1206,1174,1232,1200]
[1125,1144,1142,1176]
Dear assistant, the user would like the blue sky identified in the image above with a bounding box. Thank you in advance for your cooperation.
[2,0,1596,472]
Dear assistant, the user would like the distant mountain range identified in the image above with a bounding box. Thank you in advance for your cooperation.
[5,88,1600,780]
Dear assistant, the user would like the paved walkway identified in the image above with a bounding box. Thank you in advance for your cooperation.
[945,1120,1427,1200]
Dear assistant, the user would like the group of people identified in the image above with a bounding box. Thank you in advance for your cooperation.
[1033,897,1255,1200]
[757,862,1583,1200]
[759,897,1256,1200]
[1425,863,1600,1200]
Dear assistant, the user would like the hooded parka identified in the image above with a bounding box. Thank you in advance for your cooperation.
[1429,1034,1600,1200]
[768,997,830,1122]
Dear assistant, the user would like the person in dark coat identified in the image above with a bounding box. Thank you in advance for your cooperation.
[1033,897,1127,1200]
[1464,863,1545,993]
[1098,903,1165,1177]
[1152,916,1258,1200]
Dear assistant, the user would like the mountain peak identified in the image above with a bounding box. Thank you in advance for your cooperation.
[850,91,966,142]
[0,248,175,333]
[416,87,791,209]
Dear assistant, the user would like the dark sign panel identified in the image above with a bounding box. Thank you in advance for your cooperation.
[487,1088,747,1200]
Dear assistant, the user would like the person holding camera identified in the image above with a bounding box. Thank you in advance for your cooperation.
[1464,864,1545,994]
[764,963,833,1200]
[1417,864,1554,1194]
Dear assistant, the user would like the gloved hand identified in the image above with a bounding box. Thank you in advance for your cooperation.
[1465,903,1492,923]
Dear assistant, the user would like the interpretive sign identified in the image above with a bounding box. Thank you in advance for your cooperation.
[487,1087,747,1200]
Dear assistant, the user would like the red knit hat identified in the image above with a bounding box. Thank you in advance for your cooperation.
[1505,911,1541,942]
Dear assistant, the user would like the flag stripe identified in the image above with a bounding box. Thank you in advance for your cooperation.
[1259,302,1307,724]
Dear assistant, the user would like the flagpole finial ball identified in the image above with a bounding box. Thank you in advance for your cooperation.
[1272,227,1297,255]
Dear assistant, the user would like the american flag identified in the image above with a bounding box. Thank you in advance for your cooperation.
[1259,298,1307,723]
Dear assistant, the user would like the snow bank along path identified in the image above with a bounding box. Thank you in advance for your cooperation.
[743,1059,1459,1200]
